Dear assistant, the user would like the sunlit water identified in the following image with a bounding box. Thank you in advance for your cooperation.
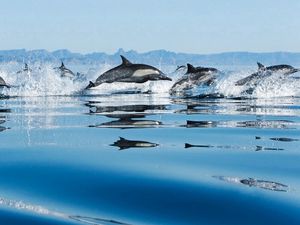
[0,62,300,224]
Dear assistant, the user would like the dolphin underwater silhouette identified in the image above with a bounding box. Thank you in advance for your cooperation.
[85,55,172,89]
[54,62,75,78]
[170,63,220,92]
[236,62,300,86]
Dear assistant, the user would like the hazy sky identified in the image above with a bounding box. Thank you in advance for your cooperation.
[0,0,299,54]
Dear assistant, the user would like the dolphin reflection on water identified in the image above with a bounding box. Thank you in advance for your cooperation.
[87,104,168,114]
[213,176,289,192]
[111,137,159,150]
[89,114,162,129]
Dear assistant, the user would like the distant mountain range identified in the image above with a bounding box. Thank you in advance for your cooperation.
[1,48,300,66]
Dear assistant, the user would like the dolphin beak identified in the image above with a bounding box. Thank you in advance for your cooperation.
[159,74,172,81]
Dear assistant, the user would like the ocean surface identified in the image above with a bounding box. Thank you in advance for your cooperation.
[0,62,300,225]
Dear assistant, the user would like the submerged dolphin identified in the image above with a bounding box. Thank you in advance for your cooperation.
[85,55,172,89]
[236,62,299,86]
[54,62,75,78]
[111,137,159,150]
[170,63,220,92]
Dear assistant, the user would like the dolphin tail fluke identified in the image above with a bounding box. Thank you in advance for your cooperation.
[85,81,95,89]
[185,143,193,148]
[186,64,196,74]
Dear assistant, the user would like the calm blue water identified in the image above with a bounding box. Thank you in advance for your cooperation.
[0,93,300,225]
[0,61,300,224]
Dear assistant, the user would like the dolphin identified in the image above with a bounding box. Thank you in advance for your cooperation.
[111,137,159,150]
[88,104,167,114]
[90,114,162,129]
[54,62,75,78]
[0,76,10,88]
[239,178,288,191]
[170,63,220,92]
[174,65,187,72]
[236,62,300,86]
[85,55,172,89]
[213,176,289,192]
[17,63,32,74]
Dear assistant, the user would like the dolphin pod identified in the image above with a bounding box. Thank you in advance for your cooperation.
[0,58,299,95]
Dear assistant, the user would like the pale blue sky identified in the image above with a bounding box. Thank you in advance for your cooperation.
[0,0,299,54]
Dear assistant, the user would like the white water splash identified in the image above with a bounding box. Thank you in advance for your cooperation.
[1,62,300,98]
[212,70,300,98]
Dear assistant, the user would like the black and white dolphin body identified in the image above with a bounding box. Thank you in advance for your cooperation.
[236,62,300,86]
[85,55,172,89]
[170,63,220,92]
[54,62,75,78]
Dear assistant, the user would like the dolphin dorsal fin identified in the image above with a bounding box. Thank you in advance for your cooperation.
[120,55,132,66]
[119,137,125,140]
[187,63,197,74]
[257,62,266,71]
[61,61,65,68]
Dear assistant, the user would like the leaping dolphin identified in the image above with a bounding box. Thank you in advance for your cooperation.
[85,55,172,89]
[54,62,75,78]
[17,63,32,74]
[236,62,299,86]
[170,63,220,93]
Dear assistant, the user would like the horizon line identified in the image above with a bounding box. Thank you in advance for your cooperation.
[1,48,300,56]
